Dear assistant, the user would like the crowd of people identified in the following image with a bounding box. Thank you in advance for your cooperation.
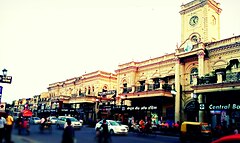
[0,112,14,143]
[213,122,239,138]
[130,119,180,134]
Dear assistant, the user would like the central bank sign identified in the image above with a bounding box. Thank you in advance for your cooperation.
[200,103,240,110]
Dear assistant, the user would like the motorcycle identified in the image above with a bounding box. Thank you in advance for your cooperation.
[39,121,52,133]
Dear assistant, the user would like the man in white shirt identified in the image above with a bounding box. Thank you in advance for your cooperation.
[40,117,45,124]
[40,117,46,130]
[0,114,6,143]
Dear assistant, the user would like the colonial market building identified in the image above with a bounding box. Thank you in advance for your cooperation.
[114,0,240,129]
[47,70,117,123]
[13,0,240,129]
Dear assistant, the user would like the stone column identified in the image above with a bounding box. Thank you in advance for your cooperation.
[159,80,164,89]
[216,72,224,83]
[198,94,204,122]
[131,85,135,93]
[145,81,148,91]
[175,58,181,122]
[198,51,205,77]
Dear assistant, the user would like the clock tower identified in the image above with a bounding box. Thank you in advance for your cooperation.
[180,0,222,44]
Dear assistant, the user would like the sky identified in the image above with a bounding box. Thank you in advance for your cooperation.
[0,0,240,104]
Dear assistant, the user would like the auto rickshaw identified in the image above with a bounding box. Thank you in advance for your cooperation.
[179,121,212,143]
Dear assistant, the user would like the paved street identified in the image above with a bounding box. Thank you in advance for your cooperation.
[11,125,180,143]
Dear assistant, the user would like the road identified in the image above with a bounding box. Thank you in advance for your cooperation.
[11,124,180,143]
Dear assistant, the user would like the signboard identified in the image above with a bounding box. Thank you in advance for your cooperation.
[126,105,157,111]
[98,90,116,97]
[0,75,12,84]
[199,103,240,110]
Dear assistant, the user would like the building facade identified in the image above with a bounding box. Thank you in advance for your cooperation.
[47,70,117,123]
[12,0,240,129]
[114,0,240,128]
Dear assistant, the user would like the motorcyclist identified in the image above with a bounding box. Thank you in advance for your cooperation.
[139,119,145,131]
[145,120,152,134]
[40,117,46,130]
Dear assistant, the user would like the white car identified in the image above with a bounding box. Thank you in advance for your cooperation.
[56,116,82,130]
[48,116,58,124]
[116,121,129,131]
[29,117,41,124]
[95,120,128,135]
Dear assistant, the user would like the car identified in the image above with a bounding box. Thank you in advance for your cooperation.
[116,121,129,131]
[48,116,58,124]
[56,116,82,130]
[212,134,240,143]
[29,117,41,124]
[95,120,128,135]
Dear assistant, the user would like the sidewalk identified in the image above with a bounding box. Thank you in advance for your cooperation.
[11,135,40,143]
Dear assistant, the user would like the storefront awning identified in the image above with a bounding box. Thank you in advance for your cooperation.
[21,109,33,117]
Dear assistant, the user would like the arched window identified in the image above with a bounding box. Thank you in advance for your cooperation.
[88,86,91,94]
[190,68,198,84]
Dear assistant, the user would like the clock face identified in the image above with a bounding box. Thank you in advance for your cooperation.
[189,16,199,26]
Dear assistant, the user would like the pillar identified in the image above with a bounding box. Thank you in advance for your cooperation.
[198,94,204,122]
[159,80,164,89]
[131,85,135,93]
[216,72,224,83]
[175,58,181,122]
[198,51,205,77]
[145,82,148,91]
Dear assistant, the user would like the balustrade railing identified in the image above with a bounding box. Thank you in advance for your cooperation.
[197,71,240,85]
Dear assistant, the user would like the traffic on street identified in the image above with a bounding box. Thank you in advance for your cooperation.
[11,124,180,143]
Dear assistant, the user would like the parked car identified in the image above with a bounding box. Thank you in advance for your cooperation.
[95,120,128,135]
[29,117,41,124]
[56,116,82,130]
[48,116,58,124]
[116,121,129,131]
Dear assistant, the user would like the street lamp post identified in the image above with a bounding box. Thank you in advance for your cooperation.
[0,68,12,104]
[191,93,199,122]
[95,98,100,122]
[0,68,12,84]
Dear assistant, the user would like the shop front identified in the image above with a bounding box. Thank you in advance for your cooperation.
[122,96,174,124]
[199,92,240,129]
[200,103,240,129]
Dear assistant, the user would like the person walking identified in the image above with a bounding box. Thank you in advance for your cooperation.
[61,118,75,143]
[16,114,23,135]
[101,119,111,143]
[5,112,14,143]
[234,126,238,134]
[0,114,6,143]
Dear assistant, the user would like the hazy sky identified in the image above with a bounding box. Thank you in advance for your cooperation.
[0,0,239,104]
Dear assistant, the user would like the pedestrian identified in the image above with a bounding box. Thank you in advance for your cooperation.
[5,112,14,143]
[0,114,6,143]
[101,119,111,143]
[16,114,23,135]
[61,118,75,143]
[234,126,238,134]
[95,127,102,143]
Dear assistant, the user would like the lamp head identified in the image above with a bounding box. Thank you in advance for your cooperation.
[2,69,7,76]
